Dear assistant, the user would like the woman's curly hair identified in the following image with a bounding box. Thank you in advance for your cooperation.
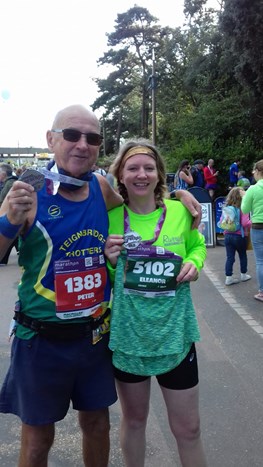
[109,138,168,205]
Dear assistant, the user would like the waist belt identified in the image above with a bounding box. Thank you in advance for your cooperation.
[252,223,263,229]
[14,308,110,340]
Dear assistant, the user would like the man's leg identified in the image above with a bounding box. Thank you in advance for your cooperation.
[18,422,55,467]
[79,408,110,467]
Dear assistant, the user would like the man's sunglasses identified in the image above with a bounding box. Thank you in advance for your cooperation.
[52,129,103,146]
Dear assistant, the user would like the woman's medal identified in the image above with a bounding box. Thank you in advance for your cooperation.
[123,231,142,249]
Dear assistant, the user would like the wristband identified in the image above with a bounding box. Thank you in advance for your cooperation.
[0,214,22,239]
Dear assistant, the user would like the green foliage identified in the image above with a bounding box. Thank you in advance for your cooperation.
[91,1,263,171]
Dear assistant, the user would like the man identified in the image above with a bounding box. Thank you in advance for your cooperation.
[0,163,19,265]
[229,159,241,187]
[191,159,205,188]
[0,105,201,467]
[203,158,219,199]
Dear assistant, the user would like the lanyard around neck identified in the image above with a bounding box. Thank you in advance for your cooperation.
[124,204,166,246]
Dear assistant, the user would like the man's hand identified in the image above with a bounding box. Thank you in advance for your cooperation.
[173,190,202,229]
[2,181,35,226]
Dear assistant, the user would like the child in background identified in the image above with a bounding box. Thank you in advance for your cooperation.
[224,187,252,285]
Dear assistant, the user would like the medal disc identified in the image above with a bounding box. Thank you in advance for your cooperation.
[123,231,142,249]
[20,169,45,192]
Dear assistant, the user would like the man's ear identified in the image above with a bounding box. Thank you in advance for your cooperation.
[46,130,54,151]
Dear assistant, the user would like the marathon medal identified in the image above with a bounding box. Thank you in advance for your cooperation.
[123,231,142,250]
[19,169,45,192]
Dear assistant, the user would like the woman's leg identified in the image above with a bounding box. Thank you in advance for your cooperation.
[251,229,263,292]
[116,378,151,467]
[161,384,207,467]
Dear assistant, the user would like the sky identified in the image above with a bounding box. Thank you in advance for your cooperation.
[0,0,220,148]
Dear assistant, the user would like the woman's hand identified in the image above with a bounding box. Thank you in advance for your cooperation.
[105,234,124,267]
[177,262,198,283]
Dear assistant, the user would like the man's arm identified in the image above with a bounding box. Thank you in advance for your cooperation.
[0,181,34,260]
[170,190,202,229]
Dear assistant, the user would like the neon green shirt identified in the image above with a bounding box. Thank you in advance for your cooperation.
[108,200,206,376]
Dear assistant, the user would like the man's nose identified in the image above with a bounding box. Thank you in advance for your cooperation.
[76,134,89,148]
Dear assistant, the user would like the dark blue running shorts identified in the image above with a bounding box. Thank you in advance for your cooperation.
[0,332,117,425]
[114,343,199,390]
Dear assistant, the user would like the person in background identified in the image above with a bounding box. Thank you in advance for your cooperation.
[0,163,18,206]
[0,163,19,265]
[191,160,205,188]
[15,167,23,178]
[223,187,251,286]
[203,159,219,199]
[237,170,250,190]
[229,159,241,188]
[174,159,193,190]
[92,163,107,176]
[105,139,207,467]
[241,160,263,302]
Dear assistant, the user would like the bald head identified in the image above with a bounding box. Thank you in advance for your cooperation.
[52,105,100,131]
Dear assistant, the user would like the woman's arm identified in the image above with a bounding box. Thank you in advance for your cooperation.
[179,170,193,185]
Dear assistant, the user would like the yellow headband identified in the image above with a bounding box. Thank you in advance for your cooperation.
[121,146,156,166]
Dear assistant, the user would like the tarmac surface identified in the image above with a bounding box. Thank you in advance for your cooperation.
[0,244,263,466]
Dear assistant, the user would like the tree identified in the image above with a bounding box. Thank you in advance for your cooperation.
[220,0,263,144]
[92,6,165,149]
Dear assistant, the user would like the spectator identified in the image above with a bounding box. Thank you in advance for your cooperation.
[222,187,252,285]
[191,159,205,188]
[203,159,219,199]
[173,159,193,190]
[0,163,19,265]
[0,163,18,206]
[92,163,107,176]
[241,160,263,301]
[229,159,241,187]
[237,170,250,190]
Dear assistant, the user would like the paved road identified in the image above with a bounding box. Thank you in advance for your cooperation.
[0,245,262,466]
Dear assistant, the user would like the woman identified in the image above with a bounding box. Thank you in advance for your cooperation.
[105,140,207,467]
[174,159,193,190]
[241,160,263,301]
[221,187,251,286]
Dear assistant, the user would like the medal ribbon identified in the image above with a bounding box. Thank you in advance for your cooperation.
[124,204,167,246]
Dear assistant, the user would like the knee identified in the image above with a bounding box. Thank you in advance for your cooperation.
[79,409,110,437]
[122,409,148,431]
[171,417,201,443]
[21,431,54,464]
